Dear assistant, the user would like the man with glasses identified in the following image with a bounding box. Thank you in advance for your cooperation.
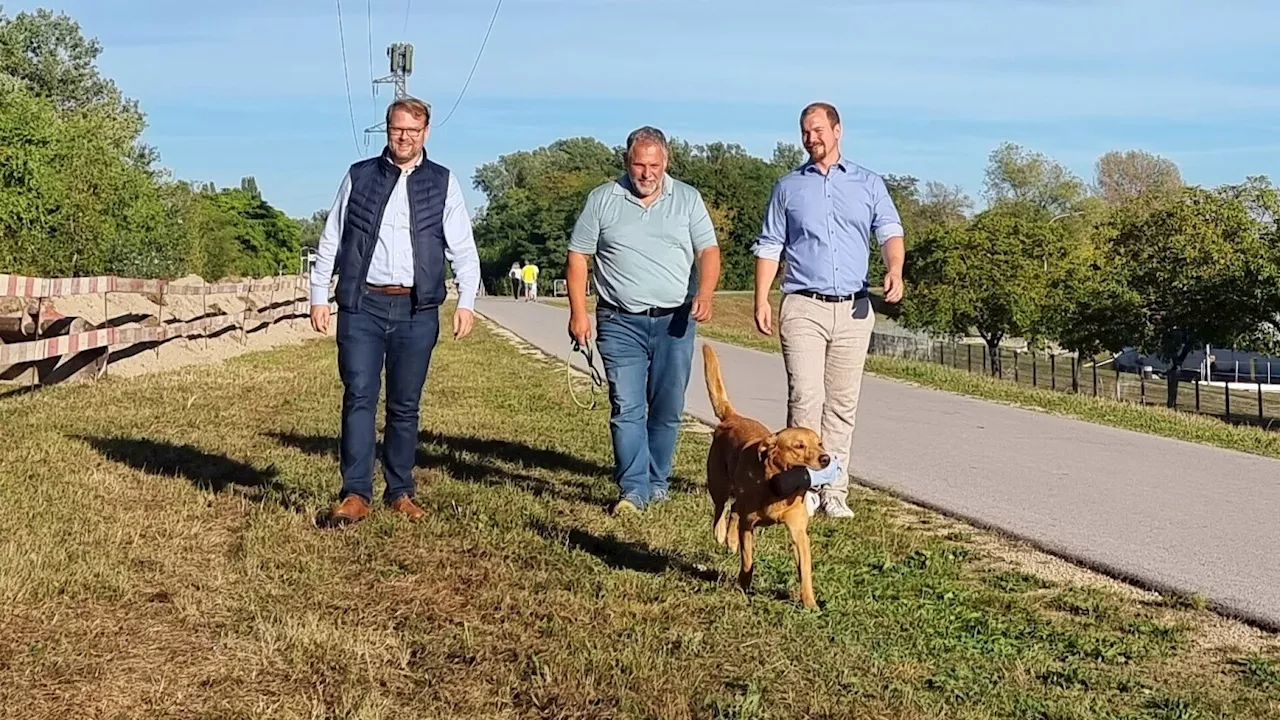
[309,97,481,526]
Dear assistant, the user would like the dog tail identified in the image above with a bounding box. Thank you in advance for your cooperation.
[702,343,735,421]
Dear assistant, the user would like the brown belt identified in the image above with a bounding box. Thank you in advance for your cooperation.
[366,284,412,295]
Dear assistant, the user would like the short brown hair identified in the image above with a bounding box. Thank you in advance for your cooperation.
[386,96,431,127]
[800,102,840,127]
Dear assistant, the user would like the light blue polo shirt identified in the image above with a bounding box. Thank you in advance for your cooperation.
[569,173,717,312]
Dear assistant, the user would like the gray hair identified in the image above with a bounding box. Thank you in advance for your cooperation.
[625,126,668,160]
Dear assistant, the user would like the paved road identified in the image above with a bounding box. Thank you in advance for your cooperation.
[476,297,1280,630]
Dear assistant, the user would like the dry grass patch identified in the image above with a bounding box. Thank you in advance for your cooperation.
[2,306,1279,718]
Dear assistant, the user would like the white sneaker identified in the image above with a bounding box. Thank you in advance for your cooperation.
[821,495,854,519]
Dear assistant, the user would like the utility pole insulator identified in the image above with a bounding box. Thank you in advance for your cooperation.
[365,42,418,140]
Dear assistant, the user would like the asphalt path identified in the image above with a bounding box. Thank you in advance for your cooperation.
[476,297,1280,630]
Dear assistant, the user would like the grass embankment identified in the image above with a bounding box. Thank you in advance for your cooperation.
[550,292,1280,462]
[2,307,1278,718]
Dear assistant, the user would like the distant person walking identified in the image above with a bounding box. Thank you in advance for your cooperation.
[751,101,905,519]
[521,260,540,301]
[566,125,721,514]
[309,96,481,526]
[508,262,522,300]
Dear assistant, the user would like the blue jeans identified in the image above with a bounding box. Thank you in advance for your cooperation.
[335,292,440,504]
[594,303,697,507]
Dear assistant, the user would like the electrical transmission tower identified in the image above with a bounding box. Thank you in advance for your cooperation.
[363,42,415,138]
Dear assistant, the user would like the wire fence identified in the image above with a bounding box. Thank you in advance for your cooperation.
[868,332,1280,431]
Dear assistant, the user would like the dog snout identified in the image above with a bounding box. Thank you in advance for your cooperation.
[818,453,831,468]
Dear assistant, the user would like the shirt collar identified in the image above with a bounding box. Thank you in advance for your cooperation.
[801,155,850,175]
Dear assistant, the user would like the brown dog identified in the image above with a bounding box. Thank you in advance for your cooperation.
[701,343,831,609]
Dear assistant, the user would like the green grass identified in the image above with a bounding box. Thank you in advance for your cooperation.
[554,292,1280,463]
[1,306,1278,718]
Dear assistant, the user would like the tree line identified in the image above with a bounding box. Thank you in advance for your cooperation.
[0,9,306,283]
[469,137,1280,409]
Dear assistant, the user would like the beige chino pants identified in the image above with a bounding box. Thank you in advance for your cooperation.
[778,292,876,501]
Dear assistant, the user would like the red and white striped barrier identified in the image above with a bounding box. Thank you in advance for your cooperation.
[1,271,342,371]
[0,273,306,299]
[0,300,327,366]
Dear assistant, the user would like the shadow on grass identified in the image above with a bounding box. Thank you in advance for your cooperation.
[529,519,724,585]
[73,434,314,511]
[268,430,615,508]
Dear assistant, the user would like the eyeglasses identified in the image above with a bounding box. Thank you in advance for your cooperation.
[387,126,425,137]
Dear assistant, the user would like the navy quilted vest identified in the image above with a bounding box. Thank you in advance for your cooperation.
[334,149,450,311]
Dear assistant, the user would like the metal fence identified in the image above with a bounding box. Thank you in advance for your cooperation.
[867,331,1280,430]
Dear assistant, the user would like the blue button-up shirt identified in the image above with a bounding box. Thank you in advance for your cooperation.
[751,157,904,296]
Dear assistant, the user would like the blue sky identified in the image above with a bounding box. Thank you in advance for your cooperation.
[15,0,1280,219]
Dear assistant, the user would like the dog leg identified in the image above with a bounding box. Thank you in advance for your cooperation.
[725,511,740,553]
[713,498,729,546]
[785,515,818,610]
[737,521,755,595]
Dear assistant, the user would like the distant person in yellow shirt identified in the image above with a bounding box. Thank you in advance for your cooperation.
[521,260,539,302]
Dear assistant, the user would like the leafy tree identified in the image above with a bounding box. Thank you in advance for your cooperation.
[770,142,805,171]
[0,7,298,281]
[473,137,617,204]
[0,82,173,277]
[983,141,1088,217]
[919,180,973,228]
[1103,184,1280,407]
[297,209,329,250]
[1094,150,1182,206]
[900,207,1060,375]
[1041,231,1145,389]
[672,141,782,289]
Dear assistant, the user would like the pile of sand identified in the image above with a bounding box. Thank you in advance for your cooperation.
[1,274,326,384]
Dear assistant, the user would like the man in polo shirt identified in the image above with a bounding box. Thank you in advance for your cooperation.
[752,101,906,519]
[566,126,722,514]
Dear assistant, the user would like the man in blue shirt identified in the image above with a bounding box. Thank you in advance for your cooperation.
[751,102,905,519]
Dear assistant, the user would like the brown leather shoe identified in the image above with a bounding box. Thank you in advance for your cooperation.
[389,494,426,521]
[327,495,370,526]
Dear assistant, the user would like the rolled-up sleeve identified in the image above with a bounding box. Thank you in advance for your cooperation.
[751,180,787,260]
[870,173,905,246]
[442,171,481,310]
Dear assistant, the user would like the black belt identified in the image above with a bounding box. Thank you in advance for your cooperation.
[597,299,689,317]
[792,288,868,303]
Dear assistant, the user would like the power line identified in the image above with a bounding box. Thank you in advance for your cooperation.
[436,0,504,128]
[335,0,361,154]
[366,0,376,150]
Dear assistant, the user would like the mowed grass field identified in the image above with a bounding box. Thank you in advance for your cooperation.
[550,292,1280,463]
[2,305,1279,718]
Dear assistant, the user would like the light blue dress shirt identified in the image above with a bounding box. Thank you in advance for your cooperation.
[751,157,904,296]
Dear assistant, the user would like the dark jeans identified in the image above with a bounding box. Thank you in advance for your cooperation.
[594,303,696,507]
[335,292,440,504]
